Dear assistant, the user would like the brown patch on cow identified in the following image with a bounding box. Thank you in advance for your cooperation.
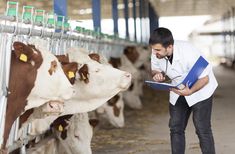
[107,95,120,106]
[19,109,34,128]
[3,42,43,148]
[60,62,78,85]
[128,82,134,91]
[107,95,121,117]
[113,105,121,117]
[56,55,70,65]
[78,64,89,83]
[124,46,139,64]
[89,119,99,128]
[109,57,121,68]
[51,114,73,140]
[48,60,57,75]
[89,53,100,63]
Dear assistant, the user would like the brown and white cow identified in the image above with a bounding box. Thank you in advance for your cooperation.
[17,47,131,140]
[26,114,98,154]
[51,113,98,154]
[2,42,74,149]
[109,54,143,109]
[124,46,152,96]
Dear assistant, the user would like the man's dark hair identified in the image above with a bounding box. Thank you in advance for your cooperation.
[149,27,174,48]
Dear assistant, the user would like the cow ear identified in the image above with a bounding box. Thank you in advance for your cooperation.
[56,55,70,64]
[60,62,78,84]
[60,129,68,140]
[89,119,99,128]
[13,42,32,63]
[88,53,100,63]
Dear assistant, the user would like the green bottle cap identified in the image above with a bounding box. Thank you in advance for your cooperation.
[6,1,18,17]
[34,9,44,24]
[75,26,82,32]
[22,6,34,21]
[64,22,70,29]
[56,15,64,29]
[47,13,55,27]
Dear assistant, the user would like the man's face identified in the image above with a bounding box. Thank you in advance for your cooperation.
[151,43,172,59]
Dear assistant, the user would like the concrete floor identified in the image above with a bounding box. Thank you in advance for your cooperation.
[92,65,235,154]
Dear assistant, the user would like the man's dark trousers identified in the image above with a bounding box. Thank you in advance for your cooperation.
[169,95,215,154]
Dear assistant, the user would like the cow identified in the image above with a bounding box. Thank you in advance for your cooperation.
[124,46,152,96]
[50,113,98,154]
[25,113,98,154]
[2,42,75,150]
[17,47,132,142]
[109,54,143,109]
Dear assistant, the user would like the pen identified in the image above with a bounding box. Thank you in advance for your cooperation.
[164,75,182,83]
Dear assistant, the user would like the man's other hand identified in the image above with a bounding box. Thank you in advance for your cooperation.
[153,72,165,82]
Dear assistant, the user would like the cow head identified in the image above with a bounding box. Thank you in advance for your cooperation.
[96,93,125,128]
[25,43,75,110]
[61,47,131,114]
[51,113,93,154]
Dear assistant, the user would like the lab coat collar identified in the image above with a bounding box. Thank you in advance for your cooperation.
[172,44,180,62]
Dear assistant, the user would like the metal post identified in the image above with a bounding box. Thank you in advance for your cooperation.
[112,0,119,35]
[133,0,137,41]
[92,0,101,32]
[148,2,159,33]
[123,0,129,39]
[139,0,143,43]
[53,0,67,17]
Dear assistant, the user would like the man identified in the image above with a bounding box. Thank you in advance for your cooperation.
[149,27,218,154]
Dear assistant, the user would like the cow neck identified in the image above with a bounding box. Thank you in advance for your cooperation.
[3,49,43,148]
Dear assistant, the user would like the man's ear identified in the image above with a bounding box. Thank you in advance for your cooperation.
[168,44,173,49]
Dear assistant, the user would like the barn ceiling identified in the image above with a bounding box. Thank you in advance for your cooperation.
[150,0,235,16]
[0,0,235,20]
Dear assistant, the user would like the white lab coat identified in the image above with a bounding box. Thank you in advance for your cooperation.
[151,40,218,106]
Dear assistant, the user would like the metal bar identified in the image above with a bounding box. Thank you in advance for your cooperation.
[123,0,129,39]
[0,22,135,46]
[133,0,137,41]
[0,34,14,148]
[149,2,158,33]
[139,0,143,43]
[112,0,119,35]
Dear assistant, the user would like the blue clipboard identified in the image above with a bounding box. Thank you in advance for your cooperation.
[145,56,209,91]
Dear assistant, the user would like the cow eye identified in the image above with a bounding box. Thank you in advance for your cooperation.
[75,135,79,139]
